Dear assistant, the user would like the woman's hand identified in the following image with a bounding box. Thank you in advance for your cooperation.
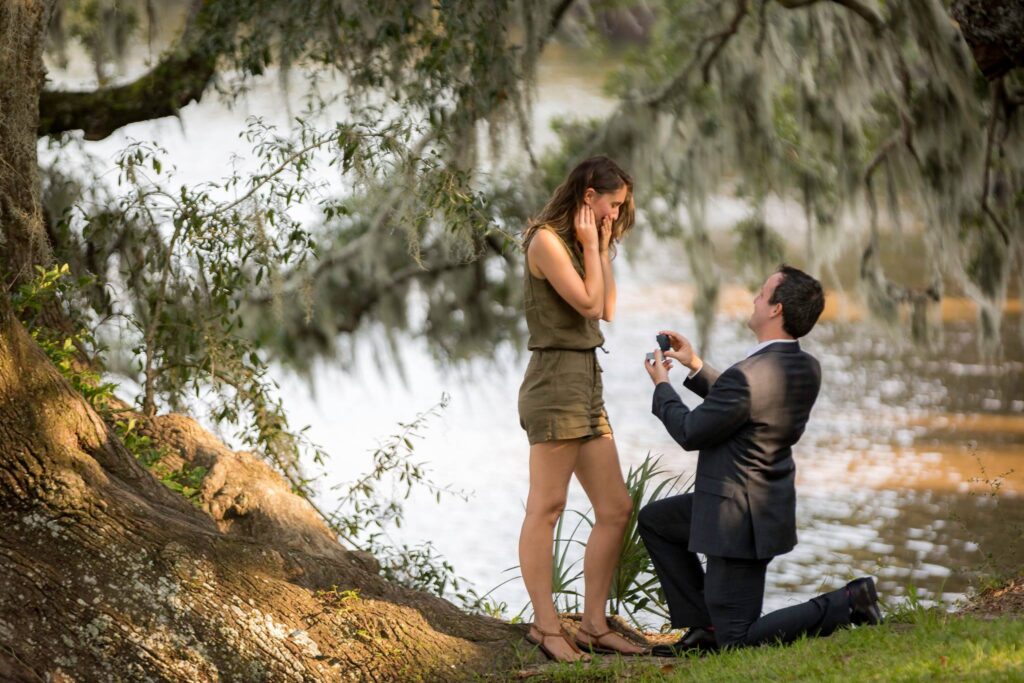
[598,215,613,254]
[574,205,599,251]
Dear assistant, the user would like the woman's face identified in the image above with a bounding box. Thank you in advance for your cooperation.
[585,185,629,226]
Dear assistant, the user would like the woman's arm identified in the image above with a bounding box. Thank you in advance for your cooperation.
[597,216,616,321]
[528,222,604,319]
[600,250,616,321]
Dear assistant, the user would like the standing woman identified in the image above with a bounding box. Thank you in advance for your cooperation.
[518,156,646,661]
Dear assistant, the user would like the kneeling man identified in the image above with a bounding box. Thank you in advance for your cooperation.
[641,265,882,656]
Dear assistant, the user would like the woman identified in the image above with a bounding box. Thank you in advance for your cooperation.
[517,156,647,661]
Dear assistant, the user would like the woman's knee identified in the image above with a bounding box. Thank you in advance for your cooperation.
[595,494,633,527]
[525,497,567,526]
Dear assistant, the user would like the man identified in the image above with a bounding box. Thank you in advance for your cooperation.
[639,265,882,655]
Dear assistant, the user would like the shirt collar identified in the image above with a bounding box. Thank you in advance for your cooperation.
[745,338,798,359]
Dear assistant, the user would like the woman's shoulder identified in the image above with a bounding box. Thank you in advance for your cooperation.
[529,225,570,253]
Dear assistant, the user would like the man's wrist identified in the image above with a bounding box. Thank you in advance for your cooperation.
[686,357,703,378]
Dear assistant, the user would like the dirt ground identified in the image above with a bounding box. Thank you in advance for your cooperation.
[960,574,1024,619]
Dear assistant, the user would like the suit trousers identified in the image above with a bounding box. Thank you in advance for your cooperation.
[637,493,851,648]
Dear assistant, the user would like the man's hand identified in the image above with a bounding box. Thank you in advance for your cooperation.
[644,348,674,385]
[658,329,702,374]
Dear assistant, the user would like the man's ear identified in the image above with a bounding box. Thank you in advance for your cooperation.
[770,302,783,319]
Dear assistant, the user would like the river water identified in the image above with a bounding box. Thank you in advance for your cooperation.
[50,43,1022,627]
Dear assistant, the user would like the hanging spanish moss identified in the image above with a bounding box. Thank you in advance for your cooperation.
[562,0,1022,354]
[32,0,1024,375]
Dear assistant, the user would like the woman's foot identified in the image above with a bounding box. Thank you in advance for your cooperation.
[526,623,590,663]
[576,621,649,655]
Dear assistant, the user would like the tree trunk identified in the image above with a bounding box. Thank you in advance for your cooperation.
[0,3,529,680]
[0,0,52,290]
[0,305,525,680]
[952,0,1024,79]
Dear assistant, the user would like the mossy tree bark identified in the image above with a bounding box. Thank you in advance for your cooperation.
[0,304,526,679]
[1,2,529,680]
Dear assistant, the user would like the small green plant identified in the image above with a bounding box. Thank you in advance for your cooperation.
[550,509,588,614]
[11,264,117,405]
[113,417,207,504]
[609,456,688,625]
[947,442,1021,593]
[316,586,362,613]
[13,264,207,505]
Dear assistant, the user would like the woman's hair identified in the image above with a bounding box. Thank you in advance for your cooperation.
[523,155,635,258]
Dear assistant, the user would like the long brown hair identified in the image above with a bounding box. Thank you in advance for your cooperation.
[523,155,635,258]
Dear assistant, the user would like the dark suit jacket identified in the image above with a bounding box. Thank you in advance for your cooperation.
[651,341,821,559]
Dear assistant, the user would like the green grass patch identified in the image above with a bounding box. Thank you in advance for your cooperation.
[506,609,1023,682]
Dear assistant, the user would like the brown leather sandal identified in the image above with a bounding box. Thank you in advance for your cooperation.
[574,625,650,656]
[525,624,592,663]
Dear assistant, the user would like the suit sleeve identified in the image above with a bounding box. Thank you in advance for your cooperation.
[652,366,751,451]
[682,364,721,398]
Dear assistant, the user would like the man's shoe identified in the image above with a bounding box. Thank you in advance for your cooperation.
[847,577,883,626]
[649,627,718,657]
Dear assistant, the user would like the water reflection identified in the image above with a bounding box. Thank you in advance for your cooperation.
[762,313,1024,612]
[777,487,1023,611]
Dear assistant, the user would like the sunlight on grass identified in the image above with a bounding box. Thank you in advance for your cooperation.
[504,608,1024,682]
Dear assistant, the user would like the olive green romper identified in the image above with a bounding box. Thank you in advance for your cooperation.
[517,227,612,445]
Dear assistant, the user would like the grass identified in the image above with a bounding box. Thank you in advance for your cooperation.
[499,607,1024,682]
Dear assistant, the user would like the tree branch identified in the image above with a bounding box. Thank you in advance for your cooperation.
[39,51,218,141]
[38,0,230,140]
[646,0,750,108]
[542,0,578,51]
[702,0,751,83]
[981,80,1011,245]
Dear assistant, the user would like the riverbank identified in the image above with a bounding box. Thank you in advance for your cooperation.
[499,573,1024,682]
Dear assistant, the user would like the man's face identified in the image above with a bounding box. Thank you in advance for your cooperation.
[748,272,784,332]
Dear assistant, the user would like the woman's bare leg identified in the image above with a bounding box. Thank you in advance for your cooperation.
[518,439,585,661]
[574,434,646,653]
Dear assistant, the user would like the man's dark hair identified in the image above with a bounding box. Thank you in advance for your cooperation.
[770,265,825,338]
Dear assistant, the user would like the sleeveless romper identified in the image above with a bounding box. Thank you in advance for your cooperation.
[517,227,612,444]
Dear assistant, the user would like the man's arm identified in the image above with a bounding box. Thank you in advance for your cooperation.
[652,366,751,451]
[682,363,721,399]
